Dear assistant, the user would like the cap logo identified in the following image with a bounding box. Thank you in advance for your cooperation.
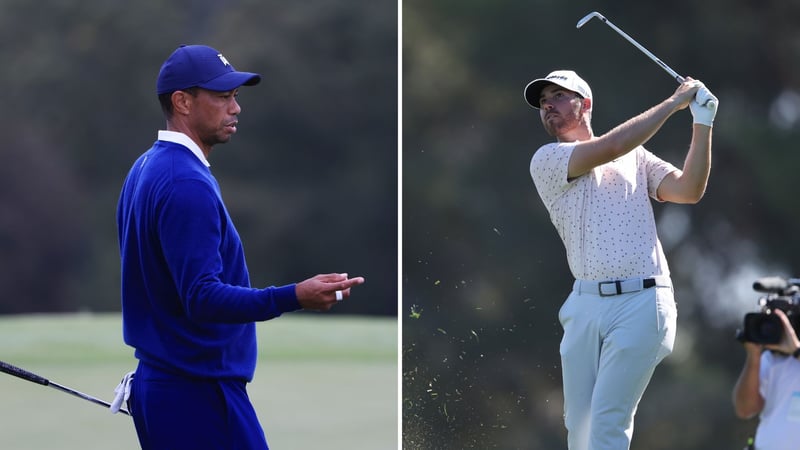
[217,54,231,67]
[547,75,568,81]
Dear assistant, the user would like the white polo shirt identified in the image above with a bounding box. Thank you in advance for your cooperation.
[530,142,677,281]
[755,351,800,450]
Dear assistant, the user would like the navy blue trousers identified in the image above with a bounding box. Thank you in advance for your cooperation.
[130,361,269,450]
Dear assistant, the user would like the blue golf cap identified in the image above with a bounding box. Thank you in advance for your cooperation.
[156,45,261,95]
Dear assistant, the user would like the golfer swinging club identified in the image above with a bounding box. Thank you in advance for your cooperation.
[524,70,717,449]
[116,44,364,449]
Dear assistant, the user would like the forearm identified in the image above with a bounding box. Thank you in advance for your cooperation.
[601,78,706,159]
[732,353,764,419]
[601,97,684,156]
[655,125,712,203]
[679,124,712,199]
[186,282,301,323]
[570,97,684,178]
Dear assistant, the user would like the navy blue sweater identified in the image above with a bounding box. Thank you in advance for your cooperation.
[117,137,301,380]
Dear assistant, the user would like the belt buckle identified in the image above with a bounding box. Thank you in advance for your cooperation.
[598,280,622,297]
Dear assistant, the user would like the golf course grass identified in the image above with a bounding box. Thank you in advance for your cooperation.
[0,313,398,449]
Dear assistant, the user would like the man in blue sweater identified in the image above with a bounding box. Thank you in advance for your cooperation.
[117,44,365,450]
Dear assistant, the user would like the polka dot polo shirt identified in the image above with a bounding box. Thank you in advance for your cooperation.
[530,142,678,281]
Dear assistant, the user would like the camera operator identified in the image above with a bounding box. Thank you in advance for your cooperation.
[733,308,800,450]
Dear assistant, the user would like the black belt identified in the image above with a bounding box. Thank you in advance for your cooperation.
[573,277,669,297]
[598,278,656,296]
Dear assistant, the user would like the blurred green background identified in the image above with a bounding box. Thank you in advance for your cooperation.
[0,314,397,449]
[403,0,800,448]
[0,0,397,317]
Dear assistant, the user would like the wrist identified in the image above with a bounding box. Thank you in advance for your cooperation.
[692,113,714,127]
[693,120,713,128]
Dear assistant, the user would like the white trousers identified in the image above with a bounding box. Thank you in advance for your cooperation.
[559,279,677,450]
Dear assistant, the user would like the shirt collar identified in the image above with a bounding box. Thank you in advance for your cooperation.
[157,130,211,167]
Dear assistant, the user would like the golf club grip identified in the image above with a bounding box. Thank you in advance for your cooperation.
[0,360,50,386]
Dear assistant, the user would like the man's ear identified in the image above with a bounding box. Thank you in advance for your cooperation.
[582,97,592,112]
[171,91,193,116]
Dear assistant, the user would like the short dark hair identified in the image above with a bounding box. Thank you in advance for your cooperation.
[158,87,199,119]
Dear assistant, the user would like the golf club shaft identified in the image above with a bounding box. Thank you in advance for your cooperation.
[50,380,130,415]
[577,12,716,109]
[597,15,683,83]
[0,359,130,416]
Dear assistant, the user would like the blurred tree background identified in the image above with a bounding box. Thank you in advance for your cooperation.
[0,0,397,316]
[403,0,800,448]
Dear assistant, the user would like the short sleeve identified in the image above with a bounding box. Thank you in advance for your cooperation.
[641,148,679,200]
[530,142,576,210]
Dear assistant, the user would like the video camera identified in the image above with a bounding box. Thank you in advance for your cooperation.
[736,276,800,344]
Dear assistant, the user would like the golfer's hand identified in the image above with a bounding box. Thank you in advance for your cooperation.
[689,82,718,127]
[295,273,366,311]
[672,77,702,110]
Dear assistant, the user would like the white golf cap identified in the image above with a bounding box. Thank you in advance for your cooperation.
[524,70,592,109]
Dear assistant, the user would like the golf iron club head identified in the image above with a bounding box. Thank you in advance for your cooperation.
[574,11,717,109]
[576,11,605,28]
